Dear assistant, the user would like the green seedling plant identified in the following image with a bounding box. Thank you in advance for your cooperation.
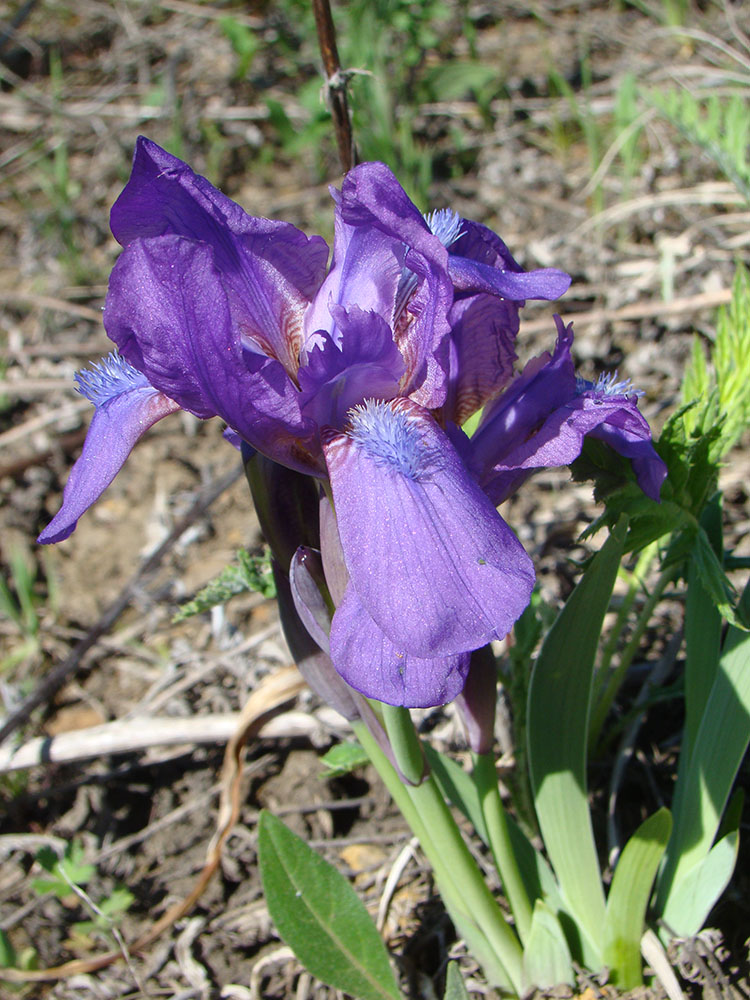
[32,841,134,954]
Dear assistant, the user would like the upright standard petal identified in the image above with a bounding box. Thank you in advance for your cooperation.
[330,582,471,707]
[110,137,329,377]
[104,234,322,475]
[302,190,405,350]
[323,397,535,659]
[338,162,453,409]
[38,355,180,543]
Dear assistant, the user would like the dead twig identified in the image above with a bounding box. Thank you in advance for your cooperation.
[311,0,356,174]
[0,708,344,773]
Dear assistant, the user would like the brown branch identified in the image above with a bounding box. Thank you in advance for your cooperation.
[312,0,356,174]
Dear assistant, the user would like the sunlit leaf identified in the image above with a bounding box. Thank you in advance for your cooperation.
[258,811,401,1000]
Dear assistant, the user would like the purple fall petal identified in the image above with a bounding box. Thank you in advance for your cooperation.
[38,355,180,543]
[323,397,535,660]
[104,234,322,476]
[330,583,471,708]
[111,138,329,377]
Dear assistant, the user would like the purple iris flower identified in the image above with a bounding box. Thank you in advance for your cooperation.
[37,137,664,710]
[471,315,667,505]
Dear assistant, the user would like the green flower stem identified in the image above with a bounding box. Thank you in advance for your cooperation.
[473,751,532,944]
[352,720,515,991]
[381,704,426,785]
[352,717,524,993]
[589,563,675,749]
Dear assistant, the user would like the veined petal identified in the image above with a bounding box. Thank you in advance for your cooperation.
[330,583,471,707]
[111,137,329,377]
[448,254,572,301]
[338,162,453,409]
[451,219,570,301]
[476,318,667,504]
[472,315,576,479]
[303,191,405,349]
[104,234,322,475]
[323,397,534,658]
[443,293,519,426]
[38,355,180,543]
[298,305,404,429]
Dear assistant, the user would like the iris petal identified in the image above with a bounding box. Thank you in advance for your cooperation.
[111,137,329,377]
[330,582,471,707]
[38,356,179,543]
[104,234,322,475]
[323,397,534,658]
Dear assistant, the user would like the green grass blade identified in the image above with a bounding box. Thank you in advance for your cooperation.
[603,808,672,988]
[258,811,401,1000]
[528,517,628,963]
[657,582,750,912]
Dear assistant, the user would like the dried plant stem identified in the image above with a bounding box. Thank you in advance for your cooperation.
[312,0,356,174]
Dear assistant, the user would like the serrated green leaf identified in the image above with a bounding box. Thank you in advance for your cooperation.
[443,960,471,1000]
[319,741,370,778]
[528,518,628,964]
[174,548,275,622]
[522,900,574,991]
[603,808,672,988]
[258,811,401,1000]
[691,525,747,630]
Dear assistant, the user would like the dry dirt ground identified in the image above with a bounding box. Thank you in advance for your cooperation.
[1,1,749,997]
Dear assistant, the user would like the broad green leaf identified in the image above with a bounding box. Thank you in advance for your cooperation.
[522,900,574,991]
[319,741,370,779]
[673,498,724,824]
[424,744,488,844]
[443,960,471,1000]
[603,808,672,988]
[528,517,628,963]
[258,811,401,1000]
[657,580,750,911]
[660,826,739,938]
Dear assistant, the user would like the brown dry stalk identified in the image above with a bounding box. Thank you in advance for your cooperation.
[311,0,356,174]
[0,665,306,984]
